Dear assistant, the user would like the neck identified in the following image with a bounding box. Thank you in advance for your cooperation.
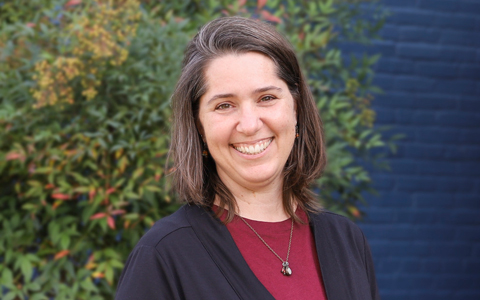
[214,183,294,222]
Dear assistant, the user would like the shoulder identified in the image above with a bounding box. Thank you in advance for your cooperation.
[309,209,367,244]
[135,205,195,248]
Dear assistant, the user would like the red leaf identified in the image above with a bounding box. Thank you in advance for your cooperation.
[260,10,282,23]
[54,250,70,260]
[26,23,36,28]
[51,193,70,200]
[90,212,107,220]
[65,0,81,7]
[238,0,247,6]
[111,209,126,216]
[257,0,267,10]
[107,216,115,230]
[45,183,55,189]
[106,187,115,195]
[6,152,25,162]
[89,188,96,201]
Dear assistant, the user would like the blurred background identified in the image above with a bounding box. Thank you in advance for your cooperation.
[357,1,480,299]
[0,0,478,299]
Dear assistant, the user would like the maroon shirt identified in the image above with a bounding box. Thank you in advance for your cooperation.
[218,207,328,300]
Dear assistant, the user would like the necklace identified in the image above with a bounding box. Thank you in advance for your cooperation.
[239,216,294,276]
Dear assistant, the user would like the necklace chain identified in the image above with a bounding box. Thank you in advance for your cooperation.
[239,216,294,275]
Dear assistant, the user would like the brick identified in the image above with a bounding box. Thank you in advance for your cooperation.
[370,173,396,190]
[365,191,414,208]
[456,162,480,176]
[394,76,435,92]
[377,258,402,273]
[448,210,480,225]
[375,58,414,74]
[375,274,396,290]
[413,291,453,300]
[440,30,480,47]
[444,146,480,161]
[458,97,480,111]
[413,192,455,209]
[368,241,392,258]
[388,241,431,257]
[455,227,480,240]
[454,194,480,209]
[435,178,474,193]
[374,107,396,124]
[405,143,446,160]
[361,207,395,224]
[417,161,456,176]
[443,259,465,273]
[397,274,434,289]
[415,62,458,78]
[382,0,417,8]
[374,74,395,90]
[419,0,459,12]
[434,14,476,31]
[416,128,461,144]
[371,40,397,56]
[389,9,438,27]
[372,91,456,110]
[423,258,444,273]
[399,27,441,43]
[379,24,400,41]
[389,159,417,174]
[397,44,440,60]
[459,65,480,79]
[414,226,456,240]
[439,47,477,63]
[437,111,480,128]
[430,242,473,257]
[464,260,480,274]
[434,79,477,95]
[401,258,423,272]
[459,129,480,144]
[458,2,480,15]
[396,208,438,224]
[454,291,480,300]
[397,176,438,192]
[434,275,474,290]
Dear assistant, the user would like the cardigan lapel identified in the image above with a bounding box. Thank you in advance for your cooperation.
[310,211,350,300]
[186,205,276,300]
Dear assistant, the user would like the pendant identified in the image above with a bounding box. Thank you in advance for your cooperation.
[281,262,292,276]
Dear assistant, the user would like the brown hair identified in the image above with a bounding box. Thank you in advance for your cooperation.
[169,16,326,223]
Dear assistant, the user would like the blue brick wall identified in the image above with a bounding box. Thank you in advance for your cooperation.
[354,1,480,299]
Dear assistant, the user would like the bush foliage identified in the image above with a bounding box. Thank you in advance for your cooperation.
[0,0,393,298]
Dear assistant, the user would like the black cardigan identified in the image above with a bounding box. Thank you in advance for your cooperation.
[115,204,380,300]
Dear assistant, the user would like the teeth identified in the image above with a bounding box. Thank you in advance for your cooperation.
[233,139,272,155]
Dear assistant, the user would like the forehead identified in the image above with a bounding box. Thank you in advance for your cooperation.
[202,52,281,93]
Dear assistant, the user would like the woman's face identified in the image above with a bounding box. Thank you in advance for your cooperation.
[198,52,297,191]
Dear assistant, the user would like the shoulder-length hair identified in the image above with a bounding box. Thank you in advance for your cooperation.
[169,16,326,223]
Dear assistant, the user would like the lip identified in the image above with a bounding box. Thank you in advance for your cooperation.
[230,137,273,156]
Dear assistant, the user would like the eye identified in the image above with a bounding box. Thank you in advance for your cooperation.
[215,103,232,110]
[260,95,277,102]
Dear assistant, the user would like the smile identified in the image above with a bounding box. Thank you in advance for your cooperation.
[232,138,273,155]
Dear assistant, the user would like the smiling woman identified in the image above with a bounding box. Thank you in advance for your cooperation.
[115,17,380,300]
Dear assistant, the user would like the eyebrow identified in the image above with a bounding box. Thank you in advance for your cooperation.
[207,85,283,105]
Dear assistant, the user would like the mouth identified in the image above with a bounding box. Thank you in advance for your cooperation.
[231,138,273,155]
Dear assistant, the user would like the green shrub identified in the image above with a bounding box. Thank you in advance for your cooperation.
[0,0,394,298]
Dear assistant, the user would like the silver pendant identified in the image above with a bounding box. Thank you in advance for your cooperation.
[281,262,292,276]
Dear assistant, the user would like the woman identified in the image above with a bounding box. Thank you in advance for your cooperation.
[116,17,380,300]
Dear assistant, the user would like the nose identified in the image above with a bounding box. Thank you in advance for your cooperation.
[236,104,262,136]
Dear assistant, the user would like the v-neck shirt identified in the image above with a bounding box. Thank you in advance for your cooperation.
[221,208,328,300]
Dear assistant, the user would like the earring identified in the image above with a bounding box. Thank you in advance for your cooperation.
[295,125,299,138]
[200,135,208,157]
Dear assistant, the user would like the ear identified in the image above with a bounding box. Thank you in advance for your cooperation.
[195,120,205,142]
